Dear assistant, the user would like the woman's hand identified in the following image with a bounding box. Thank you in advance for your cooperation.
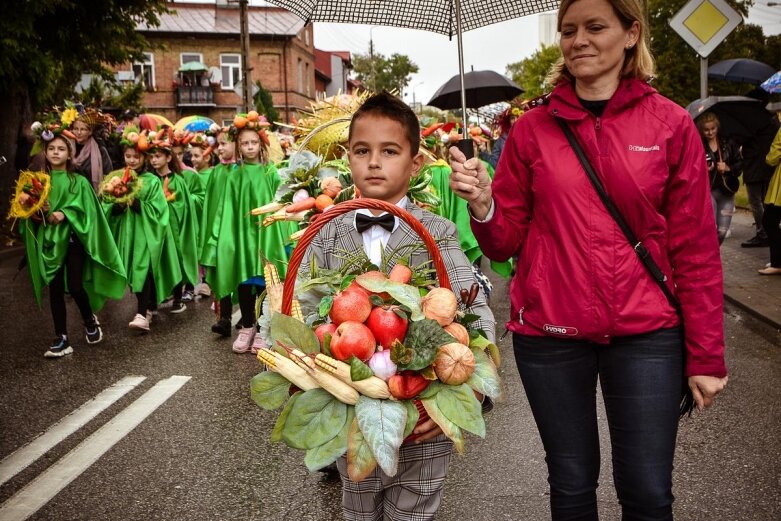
[688,375,728,411]
[47,211,66,224]
[448,146,493,220]
[716,161,729,174]
[412,417,444,443]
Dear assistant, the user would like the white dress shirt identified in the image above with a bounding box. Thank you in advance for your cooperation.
[354,196,407,266]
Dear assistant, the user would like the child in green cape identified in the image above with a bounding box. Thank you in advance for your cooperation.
[20,132,126,357]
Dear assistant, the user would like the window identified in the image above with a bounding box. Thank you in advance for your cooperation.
[222,119,233,128]
[297,58,304,93]
[305,62,311,96]
[180,53,203,66]
[133,52,155,91]
[220,54,241,89]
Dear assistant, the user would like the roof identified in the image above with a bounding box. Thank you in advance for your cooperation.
[138,3,305,37]
[314,49,332,80]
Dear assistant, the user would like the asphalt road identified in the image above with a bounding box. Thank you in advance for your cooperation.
[0,252,778,520]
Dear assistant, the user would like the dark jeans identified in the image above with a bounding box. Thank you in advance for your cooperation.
[513,327,684,521]
[746,181,769,238]
[763,204,781,268]
[218,285,258,328]
[50,240,95,337]
[136,270,156,315]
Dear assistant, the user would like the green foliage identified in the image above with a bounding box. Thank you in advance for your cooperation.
[0,0,169,108]
[421,396,465,453]
[355,276,423,319]
[394,318,454,371]
[281,388,348,450]
[250,371,291,410]
[270,312,321,355]
[506,44,562,99]
[353,48,419,94]
[76,77,145,111]
[349,356,374,382]
[649,0,779,105]
[467,348,501,400]
[304,407,353,471]
[434,383,485,438]
[253,80,280,128]
[354,396,408,476]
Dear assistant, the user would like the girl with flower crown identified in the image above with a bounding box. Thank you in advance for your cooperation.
[20,123,126,357]
[200,112,292,352]
[101,127,182,332]
[147,130,200,315]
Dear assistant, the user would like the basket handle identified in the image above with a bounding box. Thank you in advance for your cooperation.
[282,198,451,315]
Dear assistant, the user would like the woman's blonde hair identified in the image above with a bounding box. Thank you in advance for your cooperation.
[547,0,655,86]
[696,112,720,134]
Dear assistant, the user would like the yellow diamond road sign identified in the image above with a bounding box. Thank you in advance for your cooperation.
[670,0,742,58]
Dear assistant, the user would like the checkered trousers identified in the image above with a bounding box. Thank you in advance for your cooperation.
[336,435,454,521]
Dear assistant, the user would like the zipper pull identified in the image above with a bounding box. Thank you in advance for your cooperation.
[518,307,525,325]
[595,117,601,130]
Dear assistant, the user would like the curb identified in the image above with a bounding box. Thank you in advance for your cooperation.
[724,293,781,332]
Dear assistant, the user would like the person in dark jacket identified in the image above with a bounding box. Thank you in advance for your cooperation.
[697,112,742,244]
[449,0,728,518]
[740,117,780,248]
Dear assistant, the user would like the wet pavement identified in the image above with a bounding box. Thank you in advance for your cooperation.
[0,211,779,520]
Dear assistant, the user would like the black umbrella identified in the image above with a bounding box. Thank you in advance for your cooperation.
[707,59,776,85]
[686,95,776,144]
[427,70,524,110]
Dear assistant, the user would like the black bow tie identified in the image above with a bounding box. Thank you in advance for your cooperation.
[355,213,396,233]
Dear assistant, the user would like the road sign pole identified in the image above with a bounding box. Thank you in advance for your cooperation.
[701,56,708,99]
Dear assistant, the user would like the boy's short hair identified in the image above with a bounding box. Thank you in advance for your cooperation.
[349,91,420,156]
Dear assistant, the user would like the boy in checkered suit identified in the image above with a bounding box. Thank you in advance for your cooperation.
[299,92,496,520]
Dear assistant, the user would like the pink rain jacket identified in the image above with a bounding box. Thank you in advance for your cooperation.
[472,78,727,377]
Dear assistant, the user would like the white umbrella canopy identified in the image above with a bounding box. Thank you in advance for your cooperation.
[265,0,558,154]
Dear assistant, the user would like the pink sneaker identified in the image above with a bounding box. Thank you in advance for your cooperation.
[232,327,255,353]
[250,333,268,354]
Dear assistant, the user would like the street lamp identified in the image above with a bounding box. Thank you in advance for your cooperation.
[411,81,424,113]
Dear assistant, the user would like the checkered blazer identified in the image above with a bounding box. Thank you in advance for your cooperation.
[299,201,496,341]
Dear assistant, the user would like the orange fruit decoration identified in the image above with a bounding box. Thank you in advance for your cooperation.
[247,110,259,122]
[315,194,334,211]
[233,115,247,129]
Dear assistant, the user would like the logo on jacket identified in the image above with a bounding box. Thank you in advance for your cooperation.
[628,144,660,152]
[543,324,579,336]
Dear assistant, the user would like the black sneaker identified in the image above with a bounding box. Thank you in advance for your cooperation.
[170,301,187,314]
[181,290,195,302]
[211,317,232,337]
[85,315,103,344]
[44,336,73,358]
[741,235,769,248]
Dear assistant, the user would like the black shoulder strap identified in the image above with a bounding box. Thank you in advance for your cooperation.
[555,117,680,311]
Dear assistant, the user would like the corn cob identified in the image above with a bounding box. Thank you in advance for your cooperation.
[290,299,303,321]
[289,229,306,242]
[290,349,359,405]
[250,201,284,216]
[314,354,391,399]
[262,208,308,226]
[263,263,281,286]
[257,348,319,391]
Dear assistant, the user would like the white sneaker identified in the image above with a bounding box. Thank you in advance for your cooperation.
[232,327,255,353]
[128,313,150,331]
[194,282,212,297]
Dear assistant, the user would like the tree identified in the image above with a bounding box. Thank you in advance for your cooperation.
[352,49,419,94]
[506,44,562,99]
[649,0,780,105]
[254,80,281,128]
[0,0,169,229]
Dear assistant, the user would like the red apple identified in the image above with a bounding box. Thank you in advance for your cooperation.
[366,306,408,349]
[329,289,372,325]
[314,323,337,349]
[330,321,377,362]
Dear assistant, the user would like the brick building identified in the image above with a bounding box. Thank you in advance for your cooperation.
[116,0,324,125]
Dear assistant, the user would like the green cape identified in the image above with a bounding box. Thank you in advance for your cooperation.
[102,171,182,300]
[181,168,205,243]
[199,162,235,270]
[162,172,200,286]
[201,161,293,299]
[426,160,512,278]
[21,170,127,311]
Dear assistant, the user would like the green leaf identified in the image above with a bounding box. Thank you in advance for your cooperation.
[470,334,501,367]
[282,388,348,450]
[347,417,378,481]
[390,339,413,366]
[322,331,333,357]
[436,384,485,438]
[304,407,353,471]
[349,355,374,381]
[401,319,454,371]
[271,391,300,442]
[467,348,501,400]
[339,274,356,291]
[270,312,321,355]
[459,313,481,327]
[355,275,422,319]
[250,371,291,410]
[421,398,465,454]
[318,295,334,318]
[369,294,385,307]
[402,400,420,438]
[417,380,444,400]
[355,396,407,477]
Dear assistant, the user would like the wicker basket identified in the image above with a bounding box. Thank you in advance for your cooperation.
[281,198,452,315]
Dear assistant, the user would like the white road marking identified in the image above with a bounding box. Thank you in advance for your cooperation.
[0,375,191,521]
[0,376,146,487]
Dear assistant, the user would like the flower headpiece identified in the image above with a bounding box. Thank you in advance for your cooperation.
[119,125,147,152]
[145,126,174,152]
[189,131,215,152]
[29,107,78,157]
[229,110,271,146]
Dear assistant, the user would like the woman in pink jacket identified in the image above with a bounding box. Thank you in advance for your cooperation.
[450,0,727,519]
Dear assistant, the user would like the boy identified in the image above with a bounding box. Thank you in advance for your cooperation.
[299,92,495,520]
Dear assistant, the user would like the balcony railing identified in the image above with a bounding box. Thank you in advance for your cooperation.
[176,86,216,107]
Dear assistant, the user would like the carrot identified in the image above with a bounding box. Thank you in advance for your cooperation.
[422,123,444,137]
[121,167,131,184]
[285,197,316,213]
